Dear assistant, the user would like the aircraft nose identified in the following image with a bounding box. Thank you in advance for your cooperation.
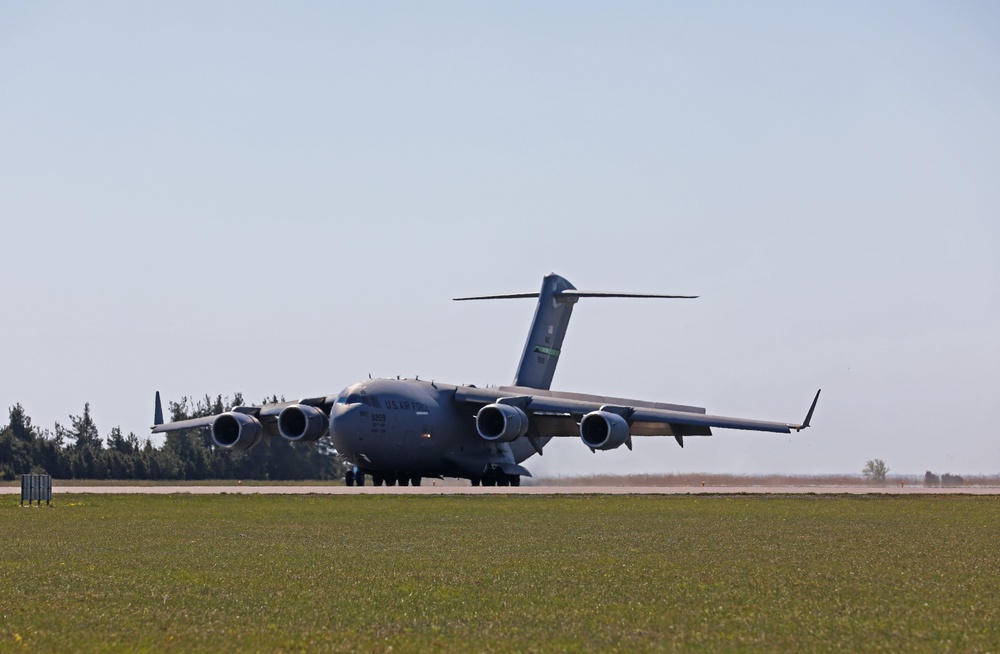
[330,404,365,438]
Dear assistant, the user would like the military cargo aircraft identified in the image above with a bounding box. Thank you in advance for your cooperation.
[152,273,820,486]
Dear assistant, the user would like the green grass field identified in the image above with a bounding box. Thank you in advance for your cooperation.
[2,494,998,652]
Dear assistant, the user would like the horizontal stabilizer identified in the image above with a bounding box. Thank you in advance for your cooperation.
[557,291,698,299]
[453,292,541,301]
[454,290,697,301]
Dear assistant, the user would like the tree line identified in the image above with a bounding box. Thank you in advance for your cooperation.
[0,395,345,481]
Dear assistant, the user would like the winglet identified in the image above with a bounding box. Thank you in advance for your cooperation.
[154,392,164,426]
[796,389,821,431]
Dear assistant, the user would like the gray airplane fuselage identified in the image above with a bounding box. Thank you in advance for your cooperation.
[329,378,532,479]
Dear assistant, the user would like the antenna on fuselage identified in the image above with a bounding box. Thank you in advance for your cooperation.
[455,273,697,391]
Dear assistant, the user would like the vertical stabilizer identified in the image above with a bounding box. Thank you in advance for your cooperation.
[513,274,578,390]
[154,391,164,426]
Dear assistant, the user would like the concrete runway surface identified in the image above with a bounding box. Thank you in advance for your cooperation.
[4,485,999,495]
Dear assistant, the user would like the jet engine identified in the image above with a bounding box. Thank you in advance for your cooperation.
[211,412,264,450]
[579,411,630,450]
[278,405,329,443]
[476,403,529,442]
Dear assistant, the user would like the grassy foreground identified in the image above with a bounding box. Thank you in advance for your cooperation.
[2,495,998,653]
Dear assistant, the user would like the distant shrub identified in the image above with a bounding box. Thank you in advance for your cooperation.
[925,470,940,486]
[941,473,964,487]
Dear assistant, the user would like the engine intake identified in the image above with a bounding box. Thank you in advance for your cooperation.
[476,404,529,442]
[580,411,630,450]
[211,412,264,450]
[278,405,329,443]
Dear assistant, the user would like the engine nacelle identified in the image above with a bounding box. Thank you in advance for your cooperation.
[211,412,264,450]
[476,404,529,442]
[580,411,630,450]
[278,404,329,443]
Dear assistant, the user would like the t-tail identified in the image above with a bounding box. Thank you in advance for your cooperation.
[454,273,697,390]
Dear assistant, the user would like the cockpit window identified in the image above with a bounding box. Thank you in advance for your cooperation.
[347,393,363,404]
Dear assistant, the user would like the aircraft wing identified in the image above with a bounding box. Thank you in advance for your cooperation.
[454,385,820,442]
[150,414,217,433]
[150,396,334,434]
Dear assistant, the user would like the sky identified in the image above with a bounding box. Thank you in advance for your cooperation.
[1,1,998,477]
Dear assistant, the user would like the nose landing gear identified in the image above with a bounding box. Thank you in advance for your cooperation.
[344,468,366,486]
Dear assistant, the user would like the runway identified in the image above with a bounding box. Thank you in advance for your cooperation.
[4,485,999,495]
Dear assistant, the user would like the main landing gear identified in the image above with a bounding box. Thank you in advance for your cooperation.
[347,468,518,487]
[471,470,520,487]
[348,471,421,487]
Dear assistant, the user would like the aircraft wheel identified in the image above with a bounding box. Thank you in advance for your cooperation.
[386,476,397,487]
[398,475,409,487]
[345,469,355,487]
[509,475,520,487]
[372,474,384,487]
[411,475,422,486]
[470,478,481,487]
[356,472,366,486]
[497,474,510,487]
[482,476,496,487]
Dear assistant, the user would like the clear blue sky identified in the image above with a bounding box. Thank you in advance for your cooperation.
[2,1,998,476]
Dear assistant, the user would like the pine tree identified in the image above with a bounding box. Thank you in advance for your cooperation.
[0,405,40,479]
[58,403,103,451]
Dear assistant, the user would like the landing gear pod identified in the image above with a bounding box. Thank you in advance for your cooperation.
[211,412,264,450]
[580,411,630,450]
[476,404,529,442]
[278,405,329,443]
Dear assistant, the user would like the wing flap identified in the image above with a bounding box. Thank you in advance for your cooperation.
[630,407,793,434]
[628,421,713,437]
[530,414,580,437]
